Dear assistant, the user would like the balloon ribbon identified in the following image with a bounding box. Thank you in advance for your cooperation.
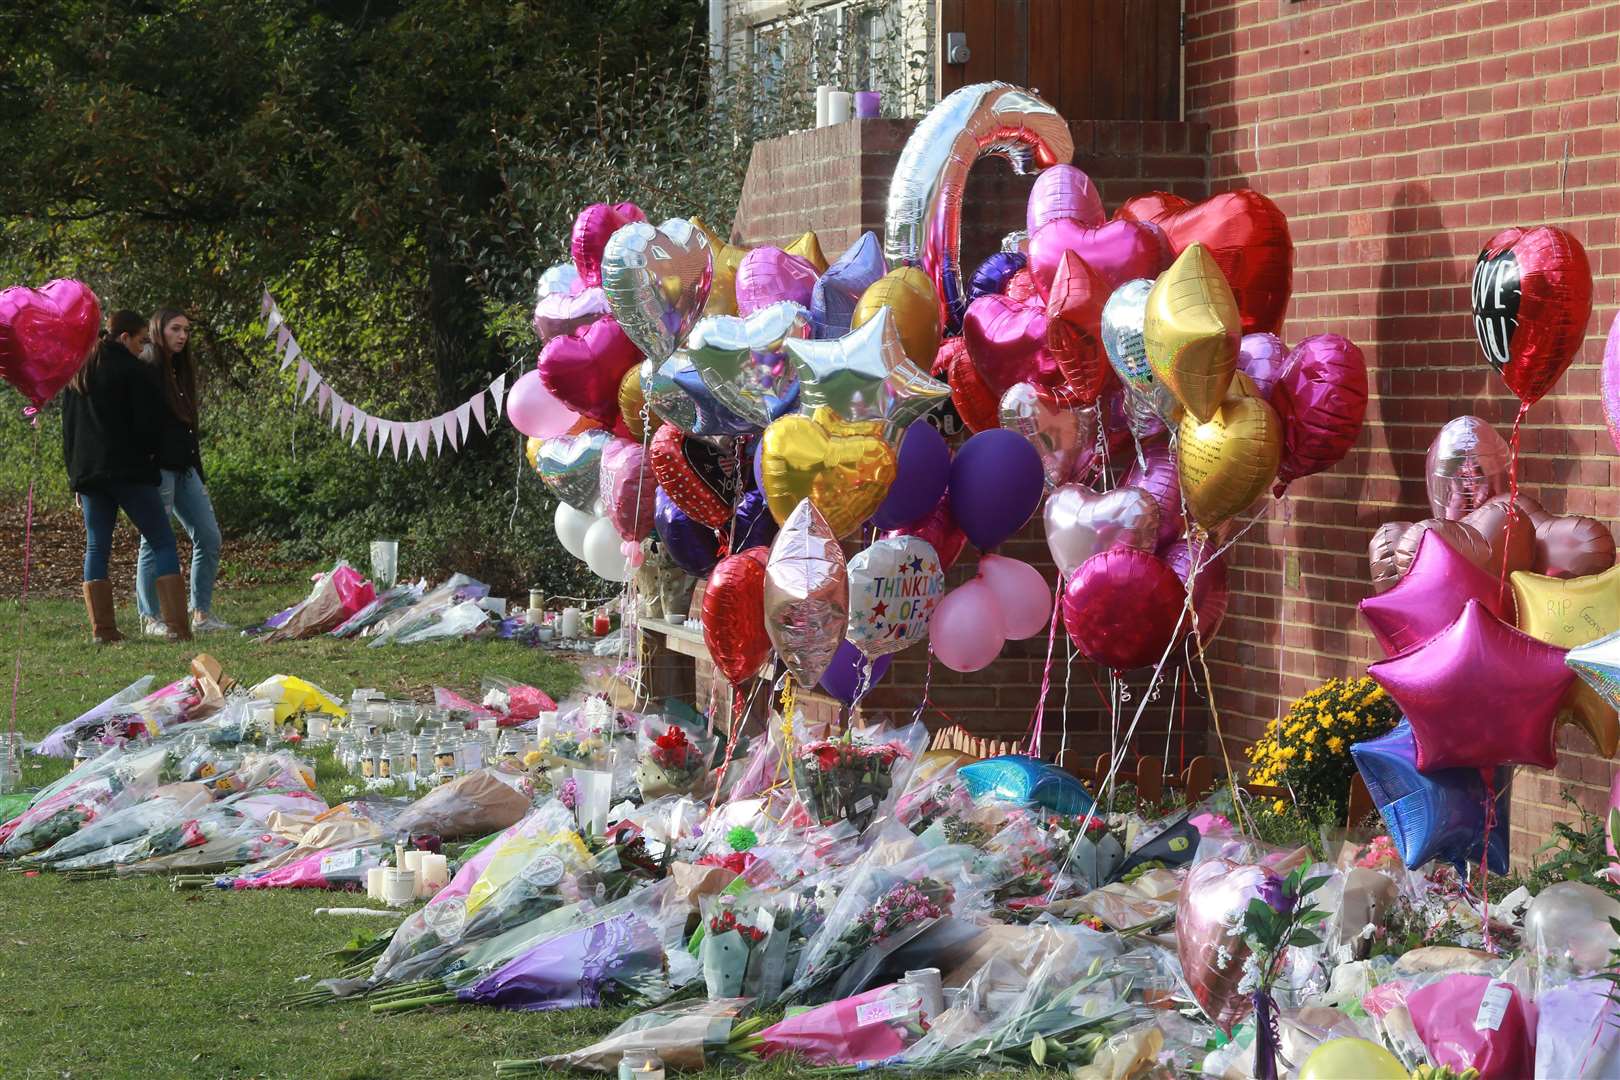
[8,417,40,753]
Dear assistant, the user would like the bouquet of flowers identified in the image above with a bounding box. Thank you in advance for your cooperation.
[700,895,771,998]
[786,874,955,1004]
[26,789,211,868]
[735,981,930,1066]
[1247,675,1399,816]
[635,724,708,799]
[794,721,927,833]
[1,744,170,857]
[508,997,752,1076]
[31,676,156,757]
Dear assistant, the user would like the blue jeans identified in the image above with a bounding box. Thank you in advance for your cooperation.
[136,468,223,617]
[79,484,179,583]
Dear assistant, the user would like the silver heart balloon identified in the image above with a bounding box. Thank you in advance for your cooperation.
[686,301,809,427]
[1043,483,1161,579]
[601,218,713,364]
[537,428,612,511]
[998,381,1096,488]
[1101,278,1176,432]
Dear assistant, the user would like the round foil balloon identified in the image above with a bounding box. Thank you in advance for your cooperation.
[538,315,643,425]
[1426,415,1510,520]
[570,201,645,287]
[760,406,896,538]
[1163,538,1230,644]
[883,491,968,571]
[1272,334,1369,489]
[649,424,738,529]
[852,267,941,368]
[1176,858,1274,1034]
[601,218,714,364]
[1062,548,1184,670]
[702,547,773,686]
[764,499,850,686]
[1043,483,1160,580]
[999,381,1092,489]
[846,536,944,658]
[1177,373,1282,530]
[536,428,611,511]
[1535,514,1617,579]
[884,82,1074,331]
[1143,243,1240,424]
[599,437,656,542]
[1472,223,1593,406]
[0,279,102,409]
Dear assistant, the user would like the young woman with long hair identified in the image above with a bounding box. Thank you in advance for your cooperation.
[61,309,191,643]
[136,307,229,635]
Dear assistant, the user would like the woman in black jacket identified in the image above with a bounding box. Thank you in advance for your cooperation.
[61,309,191,644]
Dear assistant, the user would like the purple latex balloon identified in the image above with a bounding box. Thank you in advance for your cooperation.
[948,428,1045,551]
[871,422,950,530]
[735,247,819,317]
[811,232,887,338]
[818,639,894,704]
[1122,437,1185,548]
[1236,333,1288,401]
[1027,164,1106,234]
[654,487,719,575]
[1358,529,1508,657]
[967,251,1028,305]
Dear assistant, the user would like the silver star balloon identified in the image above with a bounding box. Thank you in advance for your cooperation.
[685,301,809,428]
[781,306,948,443]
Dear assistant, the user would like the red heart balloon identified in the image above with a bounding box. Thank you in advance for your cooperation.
[883,490,968,570]
[1471,224,1593,407]
[702,546,772,686]
[0,279,102,409]
[1028,218,1173,300]
[649,423,737,529]
[570,202,646,287]
[537,316,642,425]
[1046,251,1111,406]
[962,293,1062,399]
[1117,189,1294,335]
[940,337,998,433]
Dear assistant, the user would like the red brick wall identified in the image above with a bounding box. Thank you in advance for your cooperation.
[1184,0,1620,859]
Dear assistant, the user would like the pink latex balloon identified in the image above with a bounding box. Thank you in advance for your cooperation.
[599,437,656,542]
[734,247,819,317]
[929,577,1007,672]
[0,279,102,408]
[1236,332,1288,401]
[961,293,1060,398]
[976,554,1052,640]
[883,492,968,570]
[1026,164,1105,235]
[507,369,582,439]
[570,202,646,287]
[1062,547,1184,671]
[1604,310,1620,457]
[1122,438,1186,548]
[1177,858,1274,1035]
[1370,598,1569,771]
[1273,333,1369,490]
[1028,218,1173,300]
[537,316,642,425]
[1043,483,1160,580]
[1358,529,1508,657]
[1163,537,1229,643]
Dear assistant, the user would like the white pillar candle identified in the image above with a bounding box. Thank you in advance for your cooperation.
[402,850,424,875]
[560,607,581,638]
[815,84,833,127]
[419,853,450,891]
[366,866,387,901]
[827,91,852,125]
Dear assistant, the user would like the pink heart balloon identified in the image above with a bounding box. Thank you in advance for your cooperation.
[537,316,643,424]
[0,279,102,409]
[533,284,610,343]
[1043,483,1160,579]
[599,437,656,543]
[1121,438,1186,548]
[999,381,1095,488]
[734,247,819,317]
[1236,332,1288,401]
[1177,859,1274,1035]
[570,202,646,287]
[962,294,1060,398]
[1028,218,1173,300]
[1026,164,1105,235]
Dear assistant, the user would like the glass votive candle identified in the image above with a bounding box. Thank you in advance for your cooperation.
[855,90,880,118]
[617,1050,664,1080]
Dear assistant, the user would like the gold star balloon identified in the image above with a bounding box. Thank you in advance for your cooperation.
[1144,242,1240,423]
[1515,564,1620,756]
[692,217,748,317]
[785,230,830,273]
[782,306,948,444]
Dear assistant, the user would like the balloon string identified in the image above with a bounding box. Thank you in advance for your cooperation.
[849,655,874,719]
[1059,636,1075,759]
[1478,767,1497,955]
[710,682,751,812]
[910,651,934,728]
[1026,571,1066,757]
[8,419,39,752]
[777,673,798,793]
[1497,400,1529,606]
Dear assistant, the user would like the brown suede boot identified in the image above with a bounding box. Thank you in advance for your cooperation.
[83,580,124,644]
[154,574,193,642]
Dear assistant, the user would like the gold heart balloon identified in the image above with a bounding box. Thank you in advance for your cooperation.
[617,364,661,441]
[852,266,941,368]
[785,230,830,273]
[1512,563,1620,756]
[761,405,897,537]
[1144,242,1240,423]
[1177,372,1282,530]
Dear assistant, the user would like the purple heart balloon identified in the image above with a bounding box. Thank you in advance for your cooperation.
[1027,164,1105,234]
[1236,332,1288,401]
[811,232,887,338]
[735,247,819,317]
[1028,218,1173,299]
[967,251,1028,305]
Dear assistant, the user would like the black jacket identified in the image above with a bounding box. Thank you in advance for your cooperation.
[61,342,167,493]
[152,355,204,478]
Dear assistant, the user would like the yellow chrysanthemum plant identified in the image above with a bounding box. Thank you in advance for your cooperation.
[1246,676,1401,817]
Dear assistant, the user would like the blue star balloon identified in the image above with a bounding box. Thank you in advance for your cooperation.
[810,231,887,339]
[1350,719,1511,874]
[959,754,1094,816]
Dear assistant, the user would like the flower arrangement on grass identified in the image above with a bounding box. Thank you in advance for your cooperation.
[1246,676,1399,816]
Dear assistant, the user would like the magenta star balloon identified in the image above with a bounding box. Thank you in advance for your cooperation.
[1358,528,1509,657]
[1369,598,1569,771]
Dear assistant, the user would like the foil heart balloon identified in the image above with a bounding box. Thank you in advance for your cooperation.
[1063,547,1185,670]
[1043,483,1159,579]
[1426,415,1511,520]
[702,546,773,686]
[1143,243,1241,424]
[531,263,610,343]
[1026,163,1105,234]
[1045,251,1111,405]
[1028,217,1173,299]
[598,437,656,542]
[1272,333,1369,490]
[535,428,612,511]
[538,316,643,425]
[999,381,1093,489]
[1535,514,1617,578]
[941,336,999,433]
[684,301,809,428]
[616,365,659,441]
[852,266,941,367]
[761,406,896,537]
[764,499,849,686]
[1100,278,1173,433]
[1177,858,1275,1034]
[1122,437,1186,548]
[0,279,102,409]
[1177,373,1282,530]
[1117,189,1294,335]
[962,293,1060,398]
[1462,495,1538,573]
[602,218,714,365]
[735,246,819,317]
[1164,537,1230,642]
[570,202,646,287]
[649,424,738,529]
[1471,224,1593,406]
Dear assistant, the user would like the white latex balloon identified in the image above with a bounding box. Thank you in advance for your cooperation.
[583,516,630,582]
[555,501,594,562]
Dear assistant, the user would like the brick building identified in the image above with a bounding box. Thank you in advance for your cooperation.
[666,0,1620,862]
